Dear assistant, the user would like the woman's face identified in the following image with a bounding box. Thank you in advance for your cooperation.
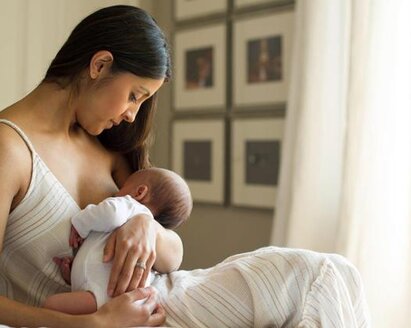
[78,73,164,135]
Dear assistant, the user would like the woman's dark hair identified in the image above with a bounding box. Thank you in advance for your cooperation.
[43,5,171,170]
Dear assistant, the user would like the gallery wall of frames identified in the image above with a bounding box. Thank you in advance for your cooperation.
[171,0,295,209]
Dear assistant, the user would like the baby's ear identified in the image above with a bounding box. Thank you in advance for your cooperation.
[134,184,149,201]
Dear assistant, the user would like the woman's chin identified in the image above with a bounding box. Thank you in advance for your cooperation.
[86,127,104,136]
[84,123,113,136]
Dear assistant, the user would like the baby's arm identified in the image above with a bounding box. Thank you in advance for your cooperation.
[71,195,153,238]
[42,290,149,315]
[43,291,97,315]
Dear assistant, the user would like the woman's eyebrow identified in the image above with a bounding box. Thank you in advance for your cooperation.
[138,86,151,97]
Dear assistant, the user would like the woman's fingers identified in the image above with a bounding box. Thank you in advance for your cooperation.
[127,251,153,291]
[130,288,165,326]
[147,304,166,326]
[127,265,144,292]
[113,250,144,296]
[139,289,159,312]
[103,232,117,262]
[107,240,128,297]
[96,287,164,327]
[142,299,166,327]
[126,287,158,315]
[138,252,156,288]
[106,214,158,296]
[127,286,152,301]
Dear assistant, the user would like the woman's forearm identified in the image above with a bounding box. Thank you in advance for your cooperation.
[0,296,96,328]
[153,221,183,273]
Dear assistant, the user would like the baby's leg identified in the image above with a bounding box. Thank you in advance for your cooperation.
[53,256,73,285]
[43,291,97,315]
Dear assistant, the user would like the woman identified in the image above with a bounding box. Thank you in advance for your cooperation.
[0,5,174,327]
[0,5,370,328]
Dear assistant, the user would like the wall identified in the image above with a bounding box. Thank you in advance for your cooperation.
[0,0,140,110]
[150,0,274,270]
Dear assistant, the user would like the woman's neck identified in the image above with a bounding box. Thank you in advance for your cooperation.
[4,82,79,136]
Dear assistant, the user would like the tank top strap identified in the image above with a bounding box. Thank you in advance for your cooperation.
[0,119,36,154]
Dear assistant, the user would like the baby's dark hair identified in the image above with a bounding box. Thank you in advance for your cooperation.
[145,168,192,229]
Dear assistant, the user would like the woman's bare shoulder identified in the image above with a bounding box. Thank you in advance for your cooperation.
[0,121,30,156]
[0,120,32,191]
[0,131,32,219]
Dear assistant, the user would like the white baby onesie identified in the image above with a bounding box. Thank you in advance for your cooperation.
[70,195,154,308]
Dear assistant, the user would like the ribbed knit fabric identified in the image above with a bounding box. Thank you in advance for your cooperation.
[153,246,371,327]
[0,119,75,306]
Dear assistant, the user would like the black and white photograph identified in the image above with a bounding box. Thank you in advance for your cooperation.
[185,47,213,90]
[247,36,282,83]
[233,11,294,108]
[174,24,226,110]
[172,119,225,204]
[231,118,284,208]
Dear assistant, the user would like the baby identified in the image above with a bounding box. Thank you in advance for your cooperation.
[43,167,192,314]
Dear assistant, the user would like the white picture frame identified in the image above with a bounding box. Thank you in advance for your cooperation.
[233,11,294,108]
[231,118,284,208]
[172,119,225,204]
[174,24,226,111]
[175,0,227,21]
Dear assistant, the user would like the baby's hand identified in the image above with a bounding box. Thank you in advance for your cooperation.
[53,256,73,285]
[69,225,84,249]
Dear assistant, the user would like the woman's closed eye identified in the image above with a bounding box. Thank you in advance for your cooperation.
[129,92,141,103]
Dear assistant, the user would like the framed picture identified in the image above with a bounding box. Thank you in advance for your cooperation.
[175,0,227,21]
[231,118,284,208]
[233,12,294,108]
[174,24,226,111]
[234,0,288,9]
[172,119,225,204]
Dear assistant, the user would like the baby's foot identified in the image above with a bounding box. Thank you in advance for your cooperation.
[53,256,73,285]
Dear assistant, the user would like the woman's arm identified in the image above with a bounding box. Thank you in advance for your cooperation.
[0,126,29,253]
[1,289,165,328]
[0,296,94,328]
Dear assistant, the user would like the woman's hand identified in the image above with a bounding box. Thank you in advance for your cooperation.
[104,214,157,297]
[93,287,166,328]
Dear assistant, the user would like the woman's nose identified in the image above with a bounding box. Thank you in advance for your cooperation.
[123,106,139,123]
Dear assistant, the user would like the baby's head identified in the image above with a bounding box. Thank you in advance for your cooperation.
[116,168,192,229]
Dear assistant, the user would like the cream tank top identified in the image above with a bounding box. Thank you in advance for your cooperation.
[0,119,78,306]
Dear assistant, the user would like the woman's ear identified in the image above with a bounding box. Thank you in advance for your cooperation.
[134,184,149,202]
[89,50,114,79]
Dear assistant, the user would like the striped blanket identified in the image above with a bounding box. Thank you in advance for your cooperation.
[153,247,370,327]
